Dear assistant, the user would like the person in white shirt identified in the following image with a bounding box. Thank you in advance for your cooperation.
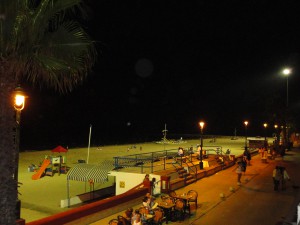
[178,147,184,157]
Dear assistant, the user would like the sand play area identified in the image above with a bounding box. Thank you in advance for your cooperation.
[19,136,253,223]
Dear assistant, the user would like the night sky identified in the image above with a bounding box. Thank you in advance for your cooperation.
[21,1,300,150]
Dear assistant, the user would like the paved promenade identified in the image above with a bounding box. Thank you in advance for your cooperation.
[93,148,300,225]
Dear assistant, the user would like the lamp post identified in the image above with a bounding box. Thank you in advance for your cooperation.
[199,121,205,170]
[283,68,291,149]
[274,124,279,150]
[244,121,248,149]
[282,68,291,108]
[263,123,268,151]
[13,86,26,220]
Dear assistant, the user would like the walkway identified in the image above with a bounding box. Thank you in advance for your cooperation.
[92,148,300,225]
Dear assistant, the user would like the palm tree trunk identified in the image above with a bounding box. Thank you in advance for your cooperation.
[0,61,18,224]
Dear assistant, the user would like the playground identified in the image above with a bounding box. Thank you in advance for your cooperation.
[18,136,258,223]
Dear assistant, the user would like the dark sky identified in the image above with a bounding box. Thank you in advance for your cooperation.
[21,1,300,150]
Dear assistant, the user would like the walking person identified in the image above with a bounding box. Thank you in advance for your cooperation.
[236,159,243,185]
[243,147,251,165]
[280,167,290,190]
[272,166,282,191]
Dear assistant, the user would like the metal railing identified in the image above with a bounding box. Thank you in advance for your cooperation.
[113,146,223,174]
[113,149,178,173]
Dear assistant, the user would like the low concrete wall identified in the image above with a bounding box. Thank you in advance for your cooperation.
[26,185,148,225]
[61,185,115,208]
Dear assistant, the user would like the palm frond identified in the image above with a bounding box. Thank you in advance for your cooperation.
[1,0,97,93]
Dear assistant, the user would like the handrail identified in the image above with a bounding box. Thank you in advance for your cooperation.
[182,156,197,180]
[112,146,222,174]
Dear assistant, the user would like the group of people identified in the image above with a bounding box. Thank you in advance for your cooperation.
[235,147,292,190]
[177,146,207,160]
[122,207,141,225]
[120,192,158,225]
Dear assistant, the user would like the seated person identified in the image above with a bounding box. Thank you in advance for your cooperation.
[196,145,207,159]
[142,196,150,208]
[132,213,142,225]
[188,146,194,154]
[131,209,140,224]
[122,208,133,223]
[178,147,184,157]
[145,193,158,210]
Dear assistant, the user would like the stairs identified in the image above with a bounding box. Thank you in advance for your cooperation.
[170,166,196,190]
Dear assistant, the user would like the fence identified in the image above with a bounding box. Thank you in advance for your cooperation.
[113,146,223,173]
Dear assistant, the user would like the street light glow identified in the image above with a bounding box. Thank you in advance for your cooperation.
[14,95,25,110]
[199,120,205,170]
[263,123,268,128]
[244,121,248,126]
[283,68,291,76]
[13,87,26,111]
[199,121,205,129]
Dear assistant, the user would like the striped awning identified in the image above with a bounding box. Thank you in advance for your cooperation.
[67,161,114,183]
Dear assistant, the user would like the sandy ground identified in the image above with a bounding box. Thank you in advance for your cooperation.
[18,136,253,222]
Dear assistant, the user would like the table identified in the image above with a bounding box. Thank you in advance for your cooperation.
[174,193,191,216]
[158,202,175,224]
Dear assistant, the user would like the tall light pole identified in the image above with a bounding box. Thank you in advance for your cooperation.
[244,121,248,149]
[263,123,268,151]
[274,124,278,145]
[282,68,291,108]
[282,68,291,148]
[13,86,26,220]
[199,121,205,170]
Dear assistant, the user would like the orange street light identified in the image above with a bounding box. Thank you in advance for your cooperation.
[244,121,249,149]
[199,121,205,170]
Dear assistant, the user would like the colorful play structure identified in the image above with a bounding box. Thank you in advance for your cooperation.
[31,145,69,180]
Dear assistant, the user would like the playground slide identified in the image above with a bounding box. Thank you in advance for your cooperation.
[32,159,51,180]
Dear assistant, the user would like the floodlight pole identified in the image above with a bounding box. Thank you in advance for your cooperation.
[199,121,205,170]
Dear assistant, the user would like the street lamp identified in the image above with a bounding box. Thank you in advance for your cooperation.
[13,86,26,220]
[282,68,291,149]
[263,123,268,150]
[274,124,279,148]
[282,68,291,108]
[199,121,205,170]
[244,121,248,149]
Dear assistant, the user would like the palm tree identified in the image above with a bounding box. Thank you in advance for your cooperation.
[0,0,96,223]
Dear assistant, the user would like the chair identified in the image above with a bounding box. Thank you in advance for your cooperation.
[174,199,185,221]
[152,207,164,225]
[139,206,149,215]
[160,195,168,201]
[168,190,177,198]
[187,190,198,209]
[108,219,119,225]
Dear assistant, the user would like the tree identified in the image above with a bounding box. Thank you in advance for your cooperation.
[0,0,96,223]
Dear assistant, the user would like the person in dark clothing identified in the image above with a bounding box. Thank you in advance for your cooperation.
[243,147,251,165]
[272,166,282,191]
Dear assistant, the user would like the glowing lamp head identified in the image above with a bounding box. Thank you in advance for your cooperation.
[244,121,248,126]
[199,121,205,130]
[283,68,291,76]
[263,123,268,128]
[274,124,278,129]
[13,87,26,111]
